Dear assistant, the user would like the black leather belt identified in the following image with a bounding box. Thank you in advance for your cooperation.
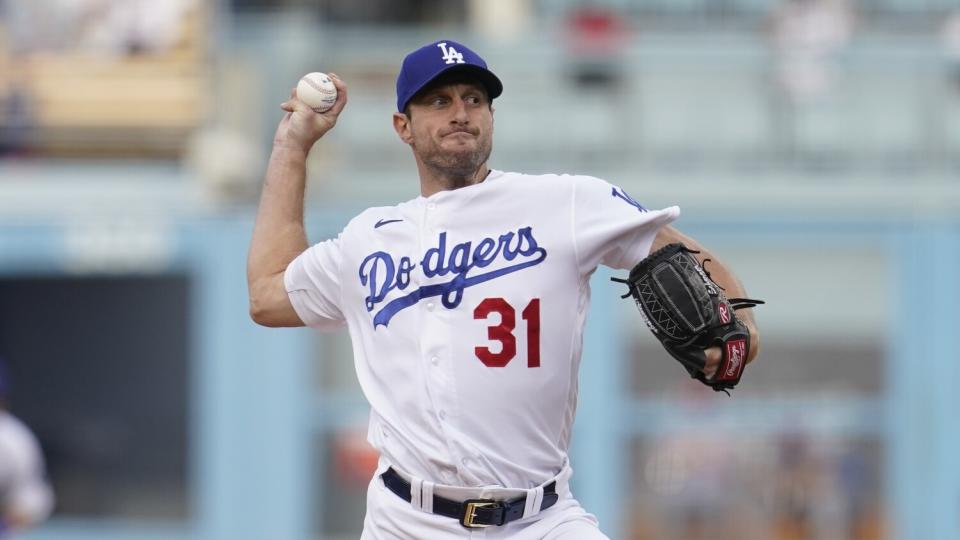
[380,467,560,528]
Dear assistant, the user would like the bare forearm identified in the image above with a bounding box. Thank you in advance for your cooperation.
[247,74,347,326]
[248,146,310,280]
[246,145,313,325]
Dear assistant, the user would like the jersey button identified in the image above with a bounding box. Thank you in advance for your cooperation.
[427,203,437,210]
[430,356,439,366]
[426,301,435,311]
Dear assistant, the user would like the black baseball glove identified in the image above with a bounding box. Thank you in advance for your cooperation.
[612,243,763,393]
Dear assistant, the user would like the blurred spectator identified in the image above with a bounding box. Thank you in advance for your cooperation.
[771,433,817,539]
[0,86,32,157]
[769,0,855,104]
[768,434,878,540]
[332,427,379,489]
[0,52,34,158]
[565,5,630,89]
[942,10,960,94]
[0,24,33,157]
[637,384,750,539]
[1,0,193,56]
[0,356,54,538]
[644,432,738,539]
[834,443,873,539]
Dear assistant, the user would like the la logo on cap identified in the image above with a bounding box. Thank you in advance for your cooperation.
[437,42,465,65]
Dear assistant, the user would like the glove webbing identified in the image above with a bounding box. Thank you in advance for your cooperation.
[611,244,764,394]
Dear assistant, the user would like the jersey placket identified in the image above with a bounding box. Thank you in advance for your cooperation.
[419,198,468,484]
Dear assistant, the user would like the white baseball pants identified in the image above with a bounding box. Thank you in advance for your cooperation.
[360,464,610,540]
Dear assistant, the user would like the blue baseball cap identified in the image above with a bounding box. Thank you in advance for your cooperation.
[396,39,503,112]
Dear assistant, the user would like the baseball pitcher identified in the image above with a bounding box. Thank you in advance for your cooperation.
[247,39,761,539]
[0,358,54,539]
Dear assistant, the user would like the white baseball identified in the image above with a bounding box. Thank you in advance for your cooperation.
[296,72,338,113]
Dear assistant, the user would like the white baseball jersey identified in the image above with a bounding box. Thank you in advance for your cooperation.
[0,410,54,533]
[285,170,678,489]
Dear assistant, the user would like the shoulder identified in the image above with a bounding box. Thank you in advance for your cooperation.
[511,171,616,190]
[0,412,43,466]
[494,171,612,196]
[348,203,405,228]
[496,170,604,185]
[568,173,616,190]
[339,200,415,237]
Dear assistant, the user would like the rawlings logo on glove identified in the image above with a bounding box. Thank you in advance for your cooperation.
[612,243,763,393]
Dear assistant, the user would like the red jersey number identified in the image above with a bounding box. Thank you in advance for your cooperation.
[473,298,541,368]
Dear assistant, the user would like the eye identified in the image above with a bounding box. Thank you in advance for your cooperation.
[431,95,449,107]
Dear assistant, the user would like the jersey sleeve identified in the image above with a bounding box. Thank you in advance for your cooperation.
[572,176,680,274]
[1,423,54,524]
[284,235,348,331]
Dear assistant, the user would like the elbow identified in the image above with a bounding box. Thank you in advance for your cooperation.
[248,304,271,327]
[248,298,283,328]
[248,288,279,328]
[247,273,304,328]
[248,288,302,328]
[248,299,269,327]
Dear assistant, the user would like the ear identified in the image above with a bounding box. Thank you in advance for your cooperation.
[393,112,414,144]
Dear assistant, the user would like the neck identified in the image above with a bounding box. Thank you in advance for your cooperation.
[418,161,490,197]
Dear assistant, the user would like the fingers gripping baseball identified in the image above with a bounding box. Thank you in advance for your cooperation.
[703,346,721,379]
[275,73,348,152]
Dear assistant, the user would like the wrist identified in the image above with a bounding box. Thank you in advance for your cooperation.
[271,139,311,159]
[745,320,760,363]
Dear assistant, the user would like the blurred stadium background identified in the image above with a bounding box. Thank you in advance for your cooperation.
[0,0,958,539]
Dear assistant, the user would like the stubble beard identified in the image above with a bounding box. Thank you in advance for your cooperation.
[415,134,493,186]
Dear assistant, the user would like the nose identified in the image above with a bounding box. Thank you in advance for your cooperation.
[450,96,469,124]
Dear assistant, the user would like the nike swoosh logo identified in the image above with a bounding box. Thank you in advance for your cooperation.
[374,218,404,229]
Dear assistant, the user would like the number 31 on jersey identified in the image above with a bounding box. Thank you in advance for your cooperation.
[473,298,541,368]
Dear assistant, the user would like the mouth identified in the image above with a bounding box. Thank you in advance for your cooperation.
[442,129,477,139]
